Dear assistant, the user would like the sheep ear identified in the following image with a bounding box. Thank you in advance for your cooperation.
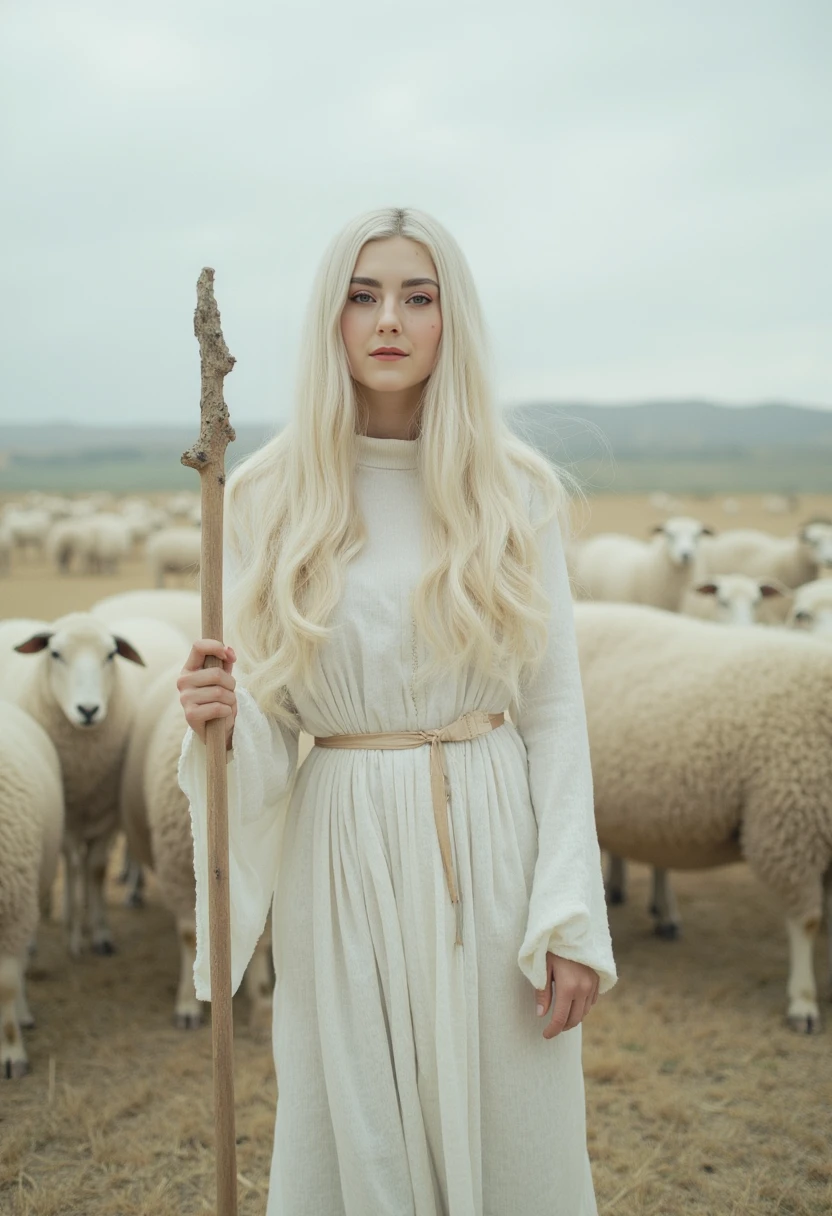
[14,632,53,654]
[694,583,718,596]
[113,637,146,666]
[759,582,785,598]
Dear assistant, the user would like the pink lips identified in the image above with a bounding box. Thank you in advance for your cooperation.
[372,353,407,360]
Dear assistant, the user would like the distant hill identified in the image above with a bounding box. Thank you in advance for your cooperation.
[504,401,832,461]
[2,402,831,493]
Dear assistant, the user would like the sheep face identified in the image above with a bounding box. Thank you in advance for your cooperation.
[14,616,145,728]
[694,575,785,627]
[799,521,832,571]
[787,583,832,639]
[653,517,714,568]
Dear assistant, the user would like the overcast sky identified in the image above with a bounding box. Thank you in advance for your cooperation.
[3,0,830,427]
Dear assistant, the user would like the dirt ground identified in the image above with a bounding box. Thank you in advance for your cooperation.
[2,492,832,1216]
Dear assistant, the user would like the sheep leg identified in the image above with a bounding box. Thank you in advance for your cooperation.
[174,916,204,1029]
[605,854,627,905]
[85,835,116,955]
[244,922,274,1038]
[115,839,145,908]
[650,868,681,940]
[0,955,29,1079]
[785,916,820,1034]
[15,950,35,1029]
[824,869,832,1002]
[63,841,86,958]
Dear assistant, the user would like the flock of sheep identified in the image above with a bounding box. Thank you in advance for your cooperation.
[0,489,203,586]
[1,487,831,1082]
[568,509,832,1037]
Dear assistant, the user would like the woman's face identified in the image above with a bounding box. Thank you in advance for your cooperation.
[340,236,442,400]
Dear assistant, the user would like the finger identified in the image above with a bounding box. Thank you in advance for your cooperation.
[535,959,554,1017]
[187,703,235,722]
[564,997,589,1032]
[543,986,573,1039]
[182,686,236,709]
[178,667,236,692]
[181,640,233,673]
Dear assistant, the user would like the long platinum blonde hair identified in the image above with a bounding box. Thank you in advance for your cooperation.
[224,206,570,728]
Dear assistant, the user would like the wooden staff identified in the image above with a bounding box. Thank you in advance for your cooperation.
[182,267,238,1216]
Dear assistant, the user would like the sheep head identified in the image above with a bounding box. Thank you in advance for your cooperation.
[14,613,145,729]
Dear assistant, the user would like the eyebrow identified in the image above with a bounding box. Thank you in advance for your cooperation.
[350,276,440,290]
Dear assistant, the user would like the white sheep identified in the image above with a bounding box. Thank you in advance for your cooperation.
[146,527,201,589]
[786,579,832,641]
[46,519,95,575]
[609,572,792,935]
[3,508,51,561]
[697,520,832,591]
[121,665,273,1031]
[1,614,188,957]
[570,516,715,611]
[91,589,202,644]
[0,521,11,576]
[86,514,132,574]
[575,601,832,1033]
[680,573,790,627]
[0,702,64,1078]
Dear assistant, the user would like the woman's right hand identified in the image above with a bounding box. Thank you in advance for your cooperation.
[177,640,238,749]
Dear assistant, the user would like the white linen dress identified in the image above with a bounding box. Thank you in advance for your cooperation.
[178,432,617,1216]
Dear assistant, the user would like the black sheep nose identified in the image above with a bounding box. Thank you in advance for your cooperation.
[77,704,99,724]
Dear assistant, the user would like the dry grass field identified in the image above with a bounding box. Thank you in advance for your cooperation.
[2,491,832,1216]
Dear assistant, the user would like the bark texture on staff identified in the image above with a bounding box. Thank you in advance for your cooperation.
[182,266,238,1216]
[182,267,237,476]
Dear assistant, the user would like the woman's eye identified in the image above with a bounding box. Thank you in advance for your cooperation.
[350,291,374,304]
[408,293,432,305]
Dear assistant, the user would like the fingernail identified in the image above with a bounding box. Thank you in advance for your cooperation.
[536,1003,544,1016]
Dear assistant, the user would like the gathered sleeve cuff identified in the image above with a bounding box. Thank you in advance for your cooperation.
[511,482,617,996]
[177,683,299,1002]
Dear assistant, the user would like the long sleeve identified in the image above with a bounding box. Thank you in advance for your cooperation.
[177,521,300,1003]
[511,484,617,995]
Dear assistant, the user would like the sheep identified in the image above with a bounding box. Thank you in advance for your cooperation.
[3,508,51,561]
[91,589,202,644]
[87,514,132,574]
[121,665,273,1031]
[46,519,95,575]
[697,520,832,594]
[609,573,792,934]
[0,702,64,1078]
[680,573,790,627]
[146,527,201,589]
[786,579,832,641]
[0,521,11,576]
[570,516,714,610]
[1,614,188,957]
[574,601,832,1032]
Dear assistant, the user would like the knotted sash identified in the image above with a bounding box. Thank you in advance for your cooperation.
[313,709,506,946]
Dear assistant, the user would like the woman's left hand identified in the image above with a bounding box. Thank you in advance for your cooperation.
[534,952,599,1039]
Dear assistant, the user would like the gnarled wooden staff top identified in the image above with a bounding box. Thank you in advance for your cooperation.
[182,267,237,475]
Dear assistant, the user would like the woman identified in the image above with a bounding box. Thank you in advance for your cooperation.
[177,206,617,1215]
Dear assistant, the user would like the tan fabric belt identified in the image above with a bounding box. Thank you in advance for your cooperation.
[313,709,506,947]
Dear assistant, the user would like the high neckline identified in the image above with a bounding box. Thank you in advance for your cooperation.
[355,432,420,470]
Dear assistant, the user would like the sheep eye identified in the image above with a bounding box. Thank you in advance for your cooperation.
[795,611,812,623]
[106,650,117,661]
[50,650,61,660]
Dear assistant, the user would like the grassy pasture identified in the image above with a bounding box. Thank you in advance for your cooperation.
[1,491,831,1215]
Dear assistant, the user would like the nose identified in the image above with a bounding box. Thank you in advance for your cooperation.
[77,704,100,725]
[377,295,402,334]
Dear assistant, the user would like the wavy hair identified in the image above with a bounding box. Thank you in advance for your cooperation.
[224,206,571,728]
